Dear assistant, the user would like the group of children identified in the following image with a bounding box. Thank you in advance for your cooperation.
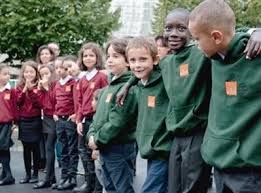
[0,1,261,193]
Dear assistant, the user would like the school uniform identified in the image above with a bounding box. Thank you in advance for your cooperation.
[16,85,42,182]
[54,76,78,189]
[74,69,107,193]
[201,33,261,193]
[87,71,137,193]
[34,82,57,187]
[159,44,212,193]
[135,68,172,193]
[0,83,17,185]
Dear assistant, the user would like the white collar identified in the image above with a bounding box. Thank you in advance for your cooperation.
[74,71,86,82]
[85,68,98,81]
[0,82,11,92]
[59,75,72,86]
[141,79,148,86]
[218,52,226,60]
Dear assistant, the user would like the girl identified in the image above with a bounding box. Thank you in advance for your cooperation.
[33,64,57,189]
[16,60,42,184]
[0,64,16,186]
[36,45,56,67]
[73,43,107,193]
[87,38,137,193]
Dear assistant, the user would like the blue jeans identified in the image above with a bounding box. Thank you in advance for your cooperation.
[141,159,168,193]
[214,167,261,193]
[56,119,78,179]
[100,143,136,193]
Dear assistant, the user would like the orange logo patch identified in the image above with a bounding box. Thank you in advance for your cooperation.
[180,64,189,77]
[65,86,71,92]
[90,82,95,89]
[225,81,237,96]
[148,96,156,108]
[106,93,112,103]
[4,93,10,100]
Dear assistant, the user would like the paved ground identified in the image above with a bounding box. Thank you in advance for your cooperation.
[0,129,215,193]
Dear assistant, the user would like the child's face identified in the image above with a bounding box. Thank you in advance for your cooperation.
[156,39,170,58]
[40,49,52,64]
[128,47,155,82]
[0,67,10,86]
[39,67,51,81]
[188,21,218,57]
[24,65,37,83]
[164,11,191,52]
[82,49,97,71]
[106,45,128,76]
[55,62,68,79]
[65,60,80,77]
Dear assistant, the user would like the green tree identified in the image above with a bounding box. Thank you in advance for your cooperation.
[153,0,261,35]
[0,0,120,60]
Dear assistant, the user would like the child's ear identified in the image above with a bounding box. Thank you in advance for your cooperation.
[153,55,160,65]
[211,30,223,45]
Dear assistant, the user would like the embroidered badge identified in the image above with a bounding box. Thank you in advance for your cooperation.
[225,81,237,96]
[65,86,71,92]
[4,93,10,100]
[106,93,112,103]
[90,82,95,89]
[180,64,189,77]
[148,96,156,108]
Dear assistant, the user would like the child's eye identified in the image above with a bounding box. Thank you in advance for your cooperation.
[178,26,186,32]
[164,26,172,32]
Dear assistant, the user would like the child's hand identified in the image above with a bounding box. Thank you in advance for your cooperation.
[22,81,28,93]
[11,125,17,134]
[77,123,83,136]
[91,150,100,160]
[37,80,43,90]
[116,83,130,106]
[41,78,49,91]
[67,114,76,123]
[244,28,261,59]
[27,80,37,89]
[88,136,98,150]
[53,114,59,122]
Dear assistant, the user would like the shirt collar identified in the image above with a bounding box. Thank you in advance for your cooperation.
[140,79,148,86]
[0,82,11,92]
[86,68,98,81]
[59,75,72,85]
[218,52,226,60]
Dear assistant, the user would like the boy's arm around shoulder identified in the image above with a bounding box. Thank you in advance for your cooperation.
[94,87,138,147]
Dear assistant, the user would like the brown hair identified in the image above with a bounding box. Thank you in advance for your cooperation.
[17,60,39,87]
[126,36,158,61]
[38,64,57,84]
[189,0,235,35]
[78,42,104,71]
[105,38,129,62]
[36,45,56,65]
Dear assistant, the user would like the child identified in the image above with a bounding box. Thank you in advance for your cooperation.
[0,64,16,186]
[53,57,78,190]
[48,42,61,57]
[16,60,42,184]
[155,35,170,58]
[128,37,172,193]
[73,43,107,193]
[189,0,261,192]
[33,64,57,189]
[36,45,56,67]
[87,38,137,193]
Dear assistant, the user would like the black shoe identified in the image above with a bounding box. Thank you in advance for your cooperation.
[57,177,77,191]
[73,182,93,193]
[29,175,38,183]
[19,176,31,184]
[0,176,15,186]
[33,180,52,189]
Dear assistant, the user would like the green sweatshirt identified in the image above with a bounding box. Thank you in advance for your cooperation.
[201,33,261,169]
[160,45,212,135]
[135,68,172,160]
[87,71,137,148]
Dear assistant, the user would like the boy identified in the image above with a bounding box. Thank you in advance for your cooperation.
[128,37,172,193]
[189,0,261,192]
[53,57,78,190]
[87,38,137,193]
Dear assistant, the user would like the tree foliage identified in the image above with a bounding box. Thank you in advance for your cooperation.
[153,0,261,35]
[0,0,120,60]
